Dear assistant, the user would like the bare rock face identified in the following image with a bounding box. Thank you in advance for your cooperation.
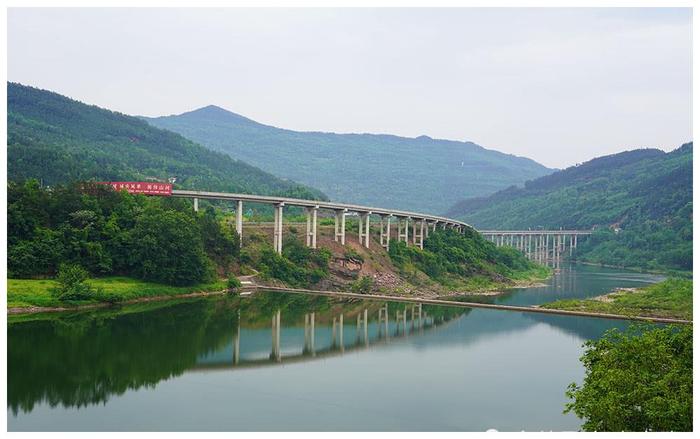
[329,256,363,280]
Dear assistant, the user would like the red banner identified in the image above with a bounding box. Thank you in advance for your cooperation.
[97,181,173,196]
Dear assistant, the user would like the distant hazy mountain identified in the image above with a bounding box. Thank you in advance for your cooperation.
[144,105,552,214]
[8,83,326,200]
[446,144,693,271]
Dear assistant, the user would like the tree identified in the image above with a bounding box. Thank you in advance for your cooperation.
[565,324,692,431]
[50,263,94,301]
[130,207,214,286]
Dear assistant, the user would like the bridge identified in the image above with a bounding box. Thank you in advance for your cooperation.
[171,190,592,261]
[174,190,469,253]
[480,230,594,265]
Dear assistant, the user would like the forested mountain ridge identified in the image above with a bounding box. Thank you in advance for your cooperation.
[7,83,326,200]
[446,144,693,271]
[143,105,553,213]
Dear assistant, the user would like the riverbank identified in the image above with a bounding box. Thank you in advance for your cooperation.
[573,260,691,278]
[538,278,692,320]
[8,273,690,324]
[259,286,690,324]
[6,273,542,315]
[7,277,228,312]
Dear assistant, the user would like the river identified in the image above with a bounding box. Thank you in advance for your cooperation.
[7,263,665,431]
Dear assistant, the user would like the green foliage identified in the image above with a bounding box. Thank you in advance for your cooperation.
[249,236,332,288]
[343,247,365,263]
[200,207,240,266]
[448,145,693,272]
[50,264,94,302]
[227,276,242,293]
[350,275,374,294]
[566,324,692,431]
[388,228,540,286]
[8,277,227,309]
[130,206,214,286]
[8,83,326,201]
[541,278,692,320]
[145,105,551,213]
[8,180,236,286]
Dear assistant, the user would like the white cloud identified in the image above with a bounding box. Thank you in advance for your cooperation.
[8,7,692,168]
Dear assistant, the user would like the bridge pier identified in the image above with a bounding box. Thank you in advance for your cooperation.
[538,235,545,263]
[273,203,284,254]
[235,200,243,246]
[415,220,425,249]
[569,234,574,256]
[398,217,409,243]
[334,209,346,245]
[358,212,371,248]
[379,215,391,249]
[527,234,532,258]
[193,197,199,212]
[305,206,318,249]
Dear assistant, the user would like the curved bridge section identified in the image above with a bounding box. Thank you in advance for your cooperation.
[170,190,593,263]
[172,190,471,253]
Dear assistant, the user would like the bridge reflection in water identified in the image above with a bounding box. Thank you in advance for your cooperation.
[197,303,453,371]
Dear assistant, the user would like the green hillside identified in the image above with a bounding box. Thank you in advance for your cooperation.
[8,83,325,200]
[144,105,552,214]
[446,144,692,272]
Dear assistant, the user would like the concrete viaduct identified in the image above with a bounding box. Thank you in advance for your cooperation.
[176,190,469,253]
[481,230,593,266]
[175,190,592,261]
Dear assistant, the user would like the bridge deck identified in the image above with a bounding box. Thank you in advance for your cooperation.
[172,189,470,227]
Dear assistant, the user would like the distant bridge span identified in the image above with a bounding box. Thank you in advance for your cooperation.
[170,190,592,260]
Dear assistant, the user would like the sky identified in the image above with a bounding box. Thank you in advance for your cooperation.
[7,7,693,168]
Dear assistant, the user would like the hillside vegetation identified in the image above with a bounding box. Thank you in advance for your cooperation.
[144,105,552,213]
[447,144,692,272]
[8,83,325,200]
[8,180,239,286]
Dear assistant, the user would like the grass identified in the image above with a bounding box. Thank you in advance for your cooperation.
[8,276,228,309]
[539,278,692,320]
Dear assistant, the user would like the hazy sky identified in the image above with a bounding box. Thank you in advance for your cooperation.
[8,8,692,168]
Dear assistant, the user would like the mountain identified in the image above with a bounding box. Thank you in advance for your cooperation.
[446,144,693,272]
[7,83,326,200]
[143,105,553,214]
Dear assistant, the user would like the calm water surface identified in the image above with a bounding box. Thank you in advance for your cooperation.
[8,264,664,431]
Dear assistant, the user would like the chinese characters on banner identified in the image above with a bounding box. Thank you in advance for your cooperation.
[96,182,173,196]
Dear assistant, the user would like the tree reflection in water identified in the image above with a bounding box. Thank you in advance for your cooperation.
[8,293,466,414]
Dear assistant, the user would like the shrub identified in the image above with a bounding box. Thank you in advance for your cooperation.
[227,276,243,293]
[350,275,374,294]
[50,263,94,301]
[344,247,364,263]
